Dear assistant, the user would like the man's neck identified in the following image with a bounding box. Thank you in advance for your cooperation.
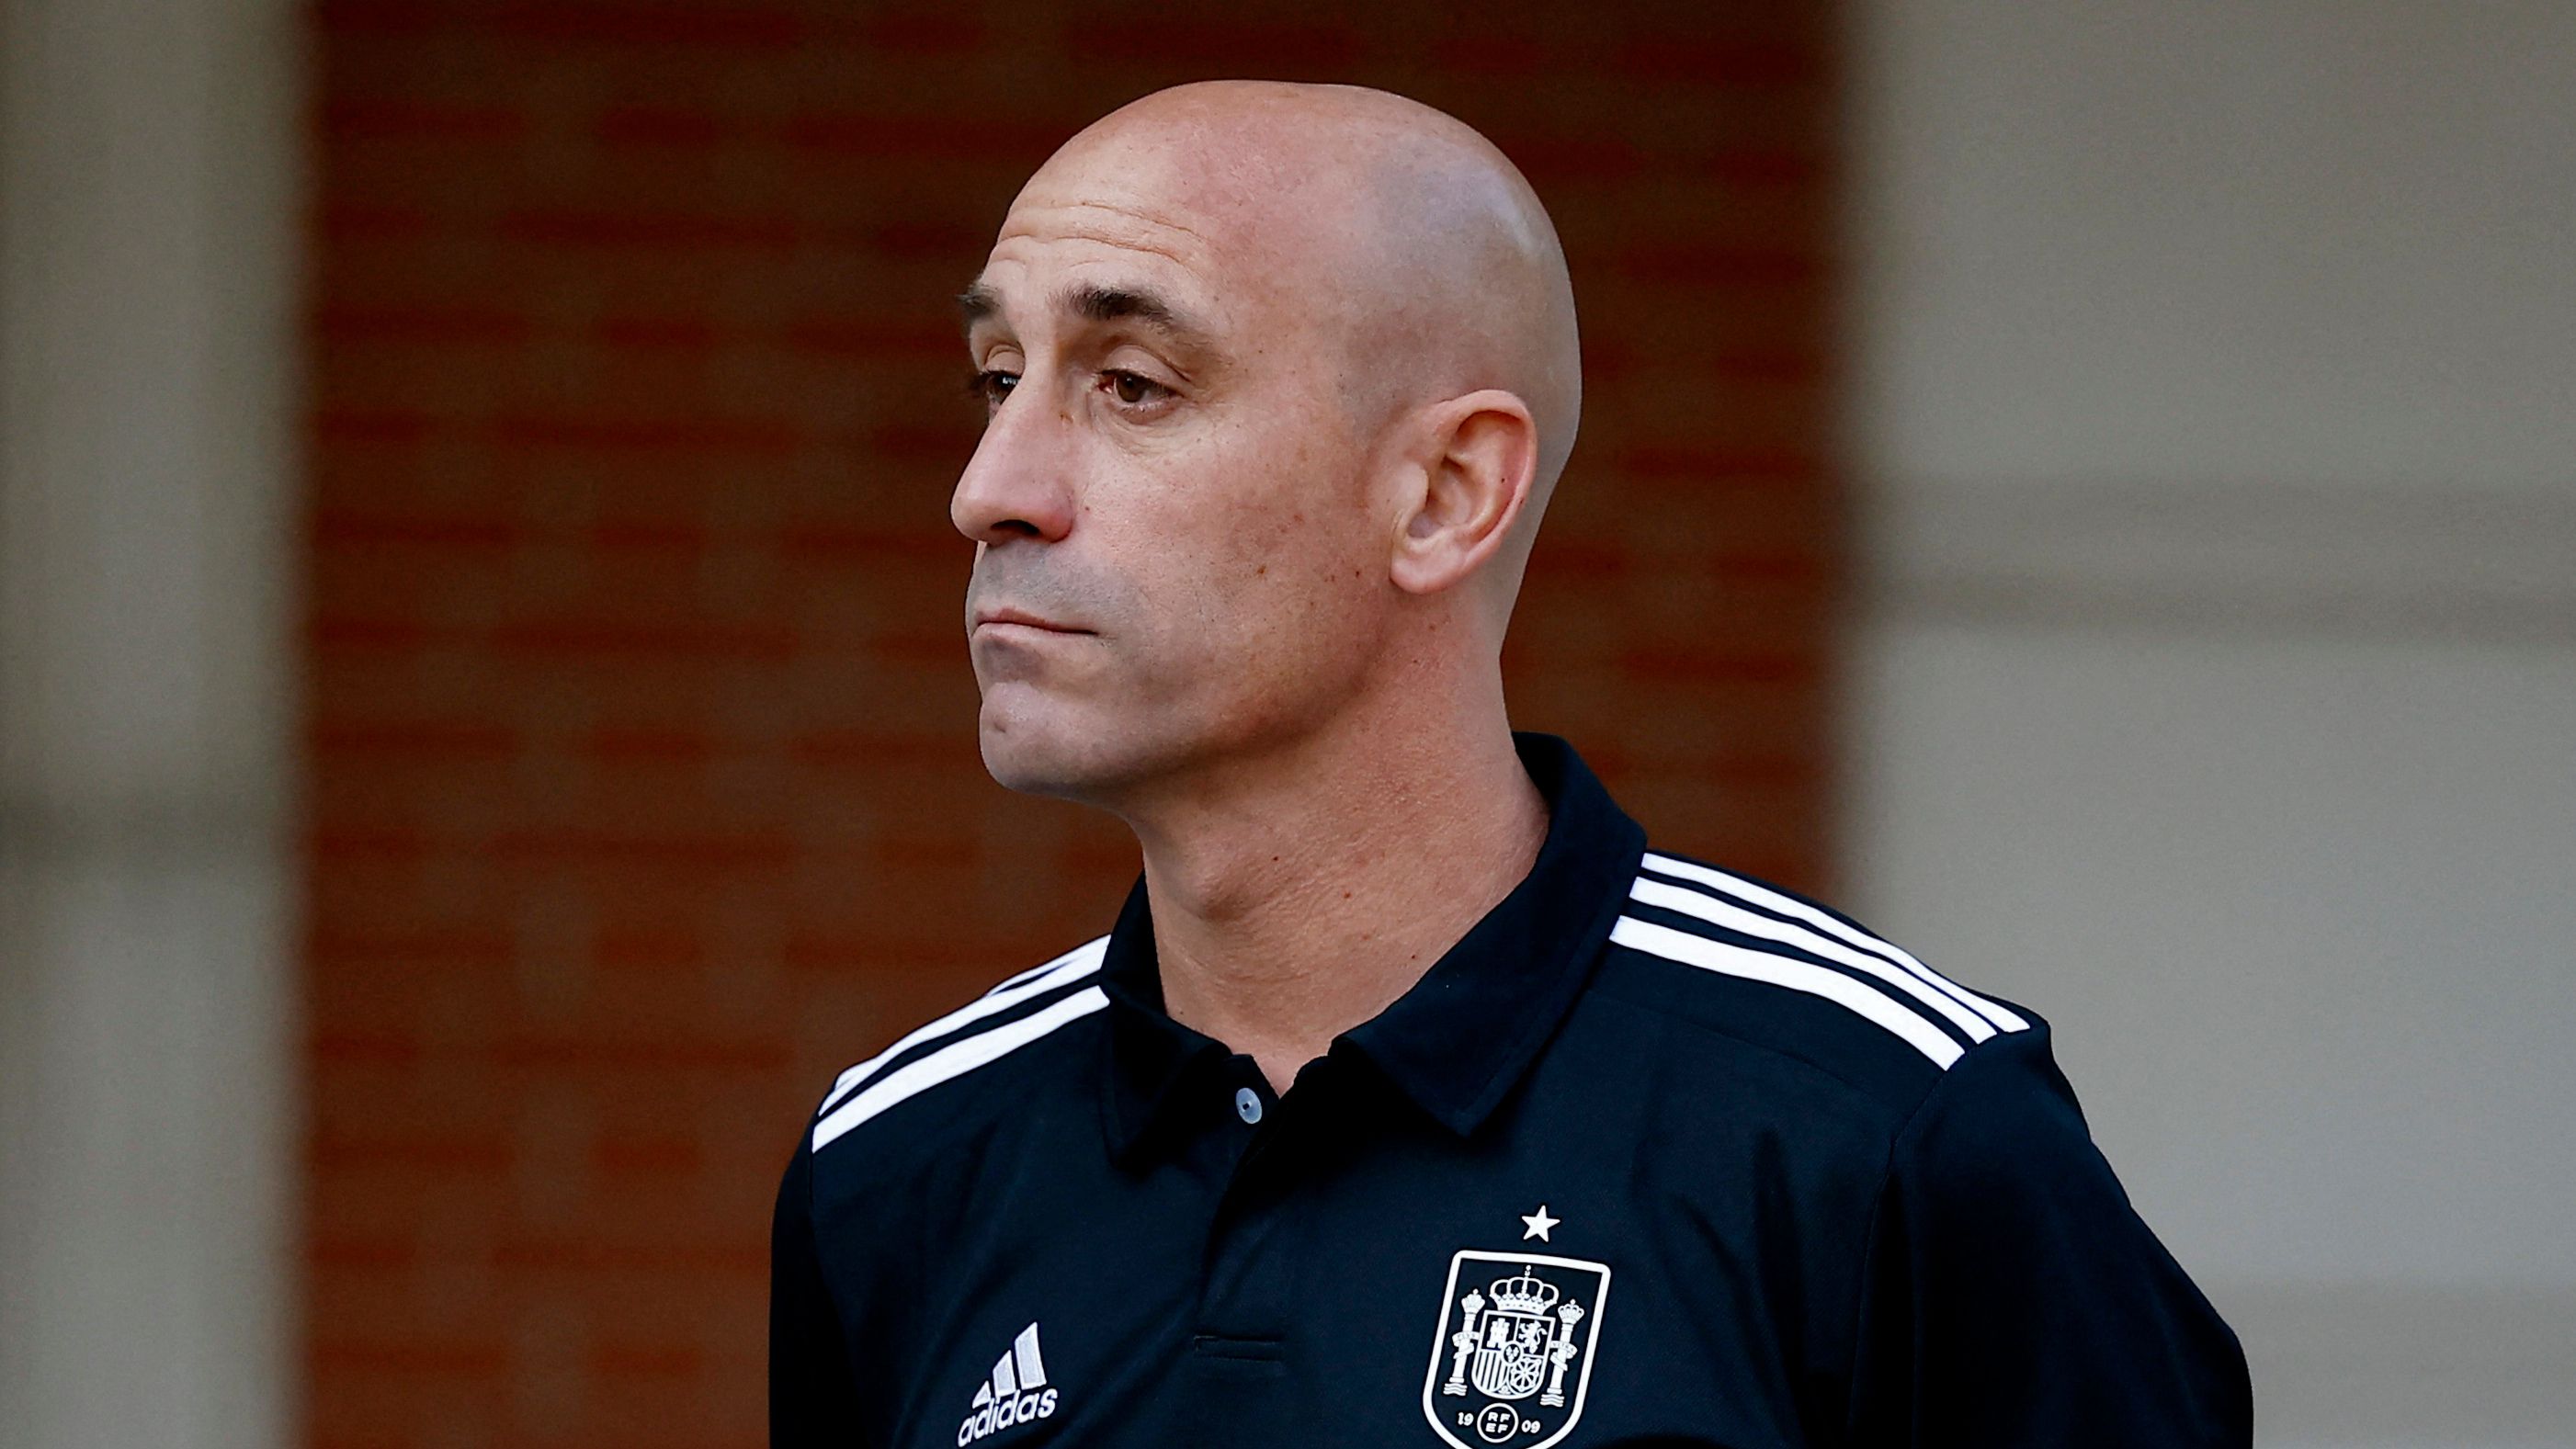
[1121,708,1549,1095]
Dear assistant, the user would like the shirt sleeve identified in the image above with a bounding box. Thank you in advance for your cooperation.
[770,1130,865,1448]
[1844,1024,2253,1447]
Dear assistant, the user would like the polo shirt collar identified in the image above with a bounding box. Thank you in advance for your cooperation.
[1098,731,1647,1161]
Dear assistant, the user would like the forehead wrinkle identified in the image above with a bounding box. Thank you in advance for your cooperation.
[996,200,1215,271]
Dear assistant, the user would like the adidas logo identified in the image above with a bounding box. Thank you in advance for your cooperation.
[956,1322,1059,1444]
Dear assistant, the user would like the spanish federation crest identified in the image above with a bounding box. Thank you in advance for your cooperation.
[1420,1251,1611,1449]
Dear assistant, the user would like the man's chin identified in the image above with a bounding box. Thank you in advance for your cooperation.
[978,741,1083,801]
[974,703,1127,803]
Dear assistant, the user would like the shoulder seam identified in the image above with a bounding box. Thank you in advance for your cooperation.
[1584,978,1923,1123]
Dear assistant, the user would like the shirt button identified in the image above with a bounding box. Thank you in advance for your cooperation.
[1234,1086,1264,1125]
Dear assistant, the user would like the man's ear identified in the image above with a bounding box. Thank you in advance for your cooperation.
[1389,390,1538,597]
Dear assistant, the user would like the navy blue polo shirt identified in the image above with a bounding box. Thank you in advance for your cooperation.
[771,733,2251,1448]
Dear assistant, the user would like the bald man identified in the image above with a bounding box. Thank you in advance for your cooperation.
[771,83,2251,1449]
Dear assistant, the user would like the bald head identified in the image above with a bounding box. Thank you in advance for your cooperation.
[953,82,1582,804]
[1016,82,1581,573]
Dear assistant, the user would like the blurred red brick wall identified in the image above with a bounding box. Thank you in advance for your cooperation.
[301,4,1841,1445]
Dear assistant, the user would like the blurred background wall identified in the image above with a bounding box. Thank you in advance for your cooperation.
[0,3,2564,1448]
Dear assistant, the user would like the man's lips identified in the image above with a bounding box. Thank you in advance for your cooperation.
[972,607,1092,635]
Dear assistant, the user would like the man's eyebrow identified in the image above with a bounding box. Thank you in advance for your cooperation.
[953,278,1210,342]
[1065,281,1201,336]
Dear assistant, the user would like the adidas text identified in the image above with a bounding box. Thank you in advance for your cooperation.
[957,1387,1058,1443]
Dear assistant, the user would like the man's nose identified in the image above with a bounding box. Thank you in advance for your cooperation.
[950,390,1076,545]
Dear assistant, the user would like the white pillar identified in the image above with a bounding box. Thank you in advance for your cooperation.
[0,0,301,1443]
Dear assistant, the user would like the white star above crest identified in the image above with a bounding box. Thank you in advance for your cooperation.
[1519,1205,1560,1242]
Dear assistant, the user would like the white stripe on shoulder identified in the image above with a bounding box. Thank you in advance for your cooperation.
[984,936,1106,998]
[814,985,1107,1151]
[817,936,1107,1120]
[1628,876,1996,1045]
[1609,915,1965,1068]
[1639,852,2028,1033]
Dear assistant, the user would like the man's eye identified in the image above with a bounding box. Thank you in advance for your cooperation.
[1103,370,1169,407]
[967,368,1018,407]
